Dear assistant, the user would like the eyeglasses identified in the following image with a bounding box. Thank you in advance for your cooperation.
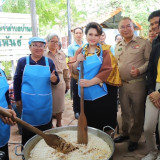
[32,44,45,49]
[119,25,132,30]
[50,41,59,44]
[74,32,83,35]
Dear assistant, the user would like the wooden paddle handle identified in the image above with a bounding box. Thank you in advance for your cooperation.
[78,62,88,145]
[0,107,46,138]
[80,62,84,113]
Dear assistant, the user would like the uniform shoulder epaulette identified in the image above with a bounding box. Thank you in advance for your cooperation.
[59,49,65,56]
[102,44,111,50]
[117,40,122,46]
[138,36,147,40]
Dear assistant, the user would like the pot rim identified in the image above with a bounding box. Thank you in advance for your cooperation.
[23,125,115,160]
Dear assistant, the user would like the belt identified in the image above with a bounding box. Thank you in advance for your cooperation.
[122,78,145,84]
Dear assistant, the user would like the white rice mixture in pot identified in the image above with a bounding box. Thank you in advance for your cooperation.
[28,130,112,160]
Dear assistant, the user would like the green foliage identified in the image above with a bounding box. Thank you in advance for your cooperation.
[76,0,160,37]
[65,90,71,100]
[2,0,30,13]
[36,0,67,28]
[2,0,160,37]
[70,1,87,26]
[2,0,86,36]
[108,0,160,37]
[2,61,12,77]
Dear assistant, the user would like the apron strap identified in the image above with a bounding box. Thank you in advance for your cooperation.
[98,43,103,57]
[26,56,49,66]
[26,56,30,65]
[45,57,49,66]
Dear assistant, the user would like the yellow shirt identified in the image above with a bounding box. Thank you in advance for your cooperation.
[156,58,160,82]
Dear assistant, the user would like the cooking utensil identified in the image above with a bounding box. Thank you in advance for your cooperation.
[77,61,88,145]
[0,107,77,154]
[21,126,114,160]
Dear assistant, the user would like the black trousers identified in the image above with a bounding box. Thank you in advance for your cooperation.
[0,144,9,160]
[71,77,80,114]
[156,124,159,145]
[22,119,52,147]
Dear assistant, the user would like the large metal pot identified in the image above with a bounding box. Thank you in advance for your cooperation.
[22,125,115,160]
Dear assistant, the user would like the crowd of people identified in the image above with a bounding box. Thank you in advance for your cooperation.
[0,9,160,160]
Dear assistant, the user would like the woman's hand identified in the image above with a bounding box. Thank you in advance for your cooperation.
[65,85,70,93]
[79,77,102,87]
[0,109,16,125]
[72,51,85,74]
[77,53,85,63]
[50,70,57,83]
[79,79,91,87]
[16,100,22,113]
[66,85,70,90]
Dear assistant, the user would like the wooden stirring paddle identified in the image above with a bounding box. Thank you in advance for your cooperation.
[77,61,88,145]
[0,107,77,154]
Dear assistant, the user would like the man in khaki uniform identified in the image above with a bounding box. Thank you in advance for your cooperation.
[114,17,151,152]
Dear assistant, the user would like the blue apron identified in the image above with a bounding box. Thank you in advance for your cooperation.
[0,68,10,147]
[78,43,108,101]
[21,56,52,126]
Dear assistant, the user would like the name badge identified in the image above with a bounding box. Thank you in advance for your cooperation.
[118,48,122,51]
[132,45,140,49]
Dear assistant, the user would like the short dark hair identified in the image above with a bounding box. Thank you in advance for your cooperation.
[85,22,102,35]
[115,34,121,41]
[73,27,83,33]
[148,10,160,21]
[118,17,133,28]
[58,41,62,47]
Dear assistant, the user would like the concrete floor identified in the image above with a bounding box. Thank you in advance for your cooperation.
[8,96,148,160]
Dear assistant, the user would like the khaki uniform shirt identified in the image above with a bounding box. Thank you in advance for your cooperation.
[115,35,151,81]
[44,49,70,87]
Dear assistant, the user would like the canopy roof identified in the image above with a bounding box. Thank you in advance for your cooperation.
[72,8,142,31]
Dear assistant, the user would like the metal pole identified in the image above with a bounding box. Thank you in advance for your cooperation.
[30,0,38,36]
[0,6,2,12]
[67,0,73,99]
[67,0,72,45]
[0,0,5,12]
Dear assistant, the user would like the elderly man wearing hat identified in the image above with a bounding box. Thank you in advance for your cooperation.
[14,37,59,147]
